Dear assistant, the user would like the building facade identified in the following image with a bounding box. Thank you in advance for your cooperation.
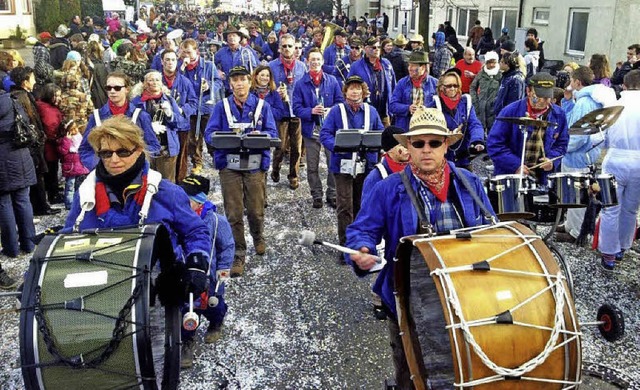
[0,0,35,39]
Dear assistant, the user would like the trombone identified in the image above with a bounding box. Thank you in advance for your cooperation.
[335,58,350,82]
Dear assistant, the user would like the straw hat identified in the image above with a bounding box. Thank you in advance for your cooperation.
[393,34,408,46]
[408,33,424,44]
[394,107,463,147]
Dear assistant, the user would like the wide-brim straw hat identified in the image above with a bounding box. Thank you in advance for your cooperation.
[393,34,408,46]
[394,107,463,147]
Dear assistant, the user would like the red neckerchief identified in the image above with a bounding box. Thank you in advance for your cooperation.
[526,98,550,119]
[280,55,296,84]
[141,91,162,102]
[336,42,345,49]
[186,56,199,71]
[163,72,176,89]
[346,98,362,113]
[411,160,450,202]
[371,57,382,71]
[439,92,461,111]
[95,175,148,215]
[411,73,427,88]
[109,100,129,116]
[309,70,323,87]
[194,203,204,216]
[384,154,409,173]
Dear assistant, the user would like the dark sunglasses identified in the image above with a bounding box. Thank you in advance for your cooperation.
[281,44,294,48]
[97,148,136,159]
[443,84,459,89]
[105,85,126,91]
[352,46,362,50]
[410,139,445,149]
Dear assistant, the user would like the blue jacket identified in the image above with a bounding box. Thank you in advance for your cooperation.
[493,68,526,116]
[204,94,278,171]
[323,43,351,78]
[80,103,162,170]
[178,57,223,116]
[319,103,384,173]
[63,163,211,263]
[487,99,569,179]
[348,57,396,117]
[268,58,307,118]
[215,46,259,92]
[345,163,495,317]
[390,75,439,131]
[130,95,184,157]
[361,157,392,205]
[163,72,198,130]
[292,72,344,138]
[428,95,485,167]
[252,89,286,122]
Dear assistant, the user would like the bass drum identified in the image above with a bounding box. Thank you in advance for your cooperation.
[394,222,581,389]
[20,224,181,390]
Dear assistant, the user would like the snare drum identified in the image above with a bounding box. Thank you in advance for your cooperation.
[548,173,589,208]
[487,174,536,220]
[594,174,618,207]
[20,224,181,390]
[394,222,581,389]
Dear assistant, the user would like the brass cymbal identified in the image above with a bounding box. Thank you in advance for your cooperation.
[496,116,557,128]
[569,106,624,135]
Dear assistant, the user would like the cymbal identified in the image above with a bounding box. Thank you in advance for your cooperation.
[496,116,557,128]
[569,106,624,135]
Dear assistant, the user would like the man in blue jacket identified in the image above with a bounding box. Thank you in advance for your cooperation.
[204,66,277,277]
[487,72,569,185]
[346,107,495,388]
[322,28,351,81]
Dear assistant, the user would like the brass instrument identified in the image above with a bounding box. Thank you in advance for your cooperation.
[320,22,341,53]
[335,58,350,82]
[167,28,184,48]
[240,47,254,74]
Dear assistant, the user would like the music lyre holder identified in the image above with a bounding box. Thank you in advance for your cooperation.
[333,129,383,153]
[210,132,281,150]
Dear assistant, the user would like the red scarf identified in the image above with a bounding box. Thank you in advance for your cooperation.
[411,73,427,89]
[141,91,162,102]
[411,160,450,202]
[94,175,148,215]
[109,100,129,116]
[346,98,362,113]
[309,70,323,87]
[336,42,345,49]
[439,92,460,111]
[526,98,550,119]
[163,72,176,89]
[280,55,296,84]
[186,56,199,71]
[371,57,382,72]
[384,154,409,173]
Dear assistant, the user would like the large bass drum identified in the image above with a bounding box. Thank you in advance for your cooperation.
[20,224,181,390]
[394,222,581,389]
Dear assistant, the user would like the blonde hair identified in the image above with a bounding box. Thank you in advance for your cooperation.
[6,49,25,67]
[437,72,462,91]
[87,116,148,157]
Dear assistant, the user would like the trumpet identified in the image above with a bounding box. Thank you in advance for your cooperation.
[335,58,350,82]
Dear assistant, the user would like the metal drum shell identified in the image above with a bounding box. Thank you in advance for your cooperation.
[487,174,536,220]
[548,173,590,208]
[595,174,618,207]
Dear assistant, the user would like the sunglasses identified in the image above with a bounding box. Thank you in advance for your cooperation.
[295,46,302,50]
[443,84,459,89]
[281,44,294,48]
[105,85,126,91]
[97,148,136,159]
[352,46,361,50]
[410,139,445,149]
[369,45,381,49]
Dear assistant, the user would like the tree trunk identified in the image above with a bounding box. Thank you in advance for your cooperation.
[419,0,430,51]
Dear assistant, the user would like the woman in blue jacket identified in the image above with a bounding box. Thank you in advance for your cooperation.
[493,51,526,116]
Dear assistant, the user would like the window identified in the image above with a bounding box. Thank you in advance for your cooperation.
[0,0,13,14]
[446,7,454,24]
[393,6,399,30]
[490,8,518,39]
[533,8,549,25]
[457,8,479,37]
[567,8,589,55]
[369,1,379,16]
[410,8,417,31]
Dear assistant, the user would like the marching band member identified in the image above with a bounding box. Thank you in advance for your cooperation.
[389,51,438,131]
[322,28,351,82]
[215,27,258,94]
[335,36,363,86]
[320,75,383,256]
[302,27,323,60]
[131,70,185,182]
[178,38,223,178]
[293,48,344,209]
[204,66,277,277]
[348,37,396,127]
[80,71,161,170]
[269,33,307,190]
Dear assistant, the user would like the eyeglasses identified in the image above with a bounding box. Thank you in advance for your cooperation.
[281,44,294,48]
[295,46,302,50]
[105,85,126,91]
[410,139,445,149]
[369,45,381,49]
[352,46,361,50]
[97,148,136,159]
[443,84,459,89]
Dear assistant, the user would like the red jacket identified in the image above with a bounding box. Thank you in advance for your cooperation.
[57,135,89,178]
[36,100,63,162]
[455,59,483,94]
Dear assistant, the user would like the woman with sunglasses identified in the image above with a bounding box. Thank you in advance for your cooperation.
[79,71,161,171]
[428,69,485,170]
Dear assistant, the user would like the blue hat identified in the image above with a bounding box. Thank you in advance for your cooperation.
[501,27,509,34]
[188,192,208,204]
[66,51,81,62]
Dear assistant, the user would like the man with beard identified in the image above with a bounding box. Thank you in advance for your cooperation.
[390,51,438,131]
[348,36,396,127]
[293,48,344,208]
[131,70,186,182]
[215,27,258,94]
[323,28,351,82]
[269,33,307,190]
[204,66,277,277]
[178,38,223,177]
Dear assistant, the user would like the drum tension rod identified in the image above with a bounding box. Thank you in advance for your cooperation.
[472,261,490,271]
[496,310,513,324]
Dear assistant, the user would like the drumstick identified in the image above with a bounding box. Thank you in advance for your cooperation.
[528,155,563,170]
[298,230,382,264]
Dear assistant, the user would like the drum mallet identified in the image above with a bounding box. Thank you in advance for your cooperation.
[182,293,199,331]
[298,230,382,264]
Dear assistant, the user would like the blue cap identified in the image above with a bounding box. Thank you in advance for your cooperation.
[502,27,509,34]
[66,51,81,62]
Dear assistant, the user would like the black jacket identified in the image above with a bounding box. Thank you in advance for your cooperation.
[49,38,70,70]
[0,91,37,192]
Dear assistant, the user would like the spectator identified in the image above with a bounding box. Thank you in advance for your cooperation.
[589,53,612,87]
[526,28,545,71]
[467,20,484,49]
[524,37,540,79]
[49,25,71,70]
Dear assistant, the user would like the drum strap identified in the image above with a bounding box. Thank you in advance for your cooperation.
[399,170,433,234]
[450,166,497,224]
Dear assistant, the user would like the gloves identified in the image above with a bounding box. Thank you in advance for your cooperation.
[161,101,173,118]
[216,269,231,284]
[151,122,167,135]
[184,252,209,297]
